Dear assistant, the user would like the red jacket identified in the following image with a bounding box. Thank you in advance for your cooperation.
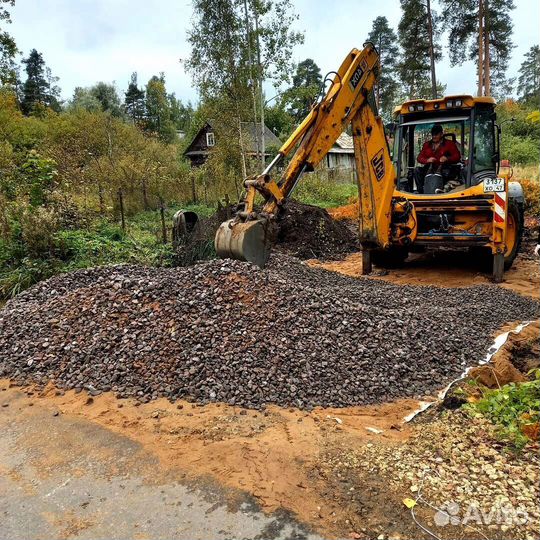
[417,139,461,166]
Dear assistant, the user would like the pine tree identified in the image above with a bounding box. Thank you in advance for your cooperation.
[21,49,61,114]
[124,72,146,124]
[145,74,176,143]
[367,16,400,118]
[286,58,322,121]
[0,0,17,86]
[397,0,442,99]
[440,0,515,95]
[517,45,540,105]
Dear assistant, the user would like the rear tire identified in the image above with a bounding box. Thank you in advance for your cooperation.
[503,200,523,270]
[468,200,524,273]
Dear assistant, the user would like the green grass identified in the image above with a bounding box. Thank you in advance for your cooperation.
[465,370,540,450]
[0,181,357,302]
[294,175,358,208]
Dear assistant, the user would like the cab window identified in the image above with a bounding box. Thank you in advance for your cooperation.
[472,109,496,173]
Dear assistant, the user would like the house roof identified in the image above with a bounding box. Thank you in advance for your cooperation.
[184,120,281,156]
[328,132,354,154]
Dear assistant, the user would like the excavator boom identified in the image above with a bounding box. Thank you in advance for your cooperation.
[215,43,397,267]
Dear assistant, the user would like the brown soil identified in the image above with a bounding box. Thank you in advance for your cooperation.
[470,320,540,387]
[309,250,540,299]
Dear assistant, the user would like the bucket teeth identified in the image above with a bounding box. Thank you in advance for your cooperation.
[214,219,271,268]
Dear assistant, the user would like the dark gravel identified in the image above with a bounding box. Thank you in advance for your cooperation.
[275,201,358,260]
[0,255,538,409]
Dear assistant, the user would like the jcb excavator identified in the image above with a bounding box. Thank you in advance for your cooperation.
[215,43,524,282]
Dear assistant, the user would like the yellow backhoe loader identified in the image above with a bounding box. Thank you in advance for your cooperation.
[215,43,524,282]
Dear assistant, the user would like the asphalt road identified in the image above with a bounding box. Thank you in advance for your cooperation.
[0,389,322,540]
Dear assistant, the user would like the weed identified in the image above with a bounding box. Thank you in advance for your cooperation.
[466,369,540,450]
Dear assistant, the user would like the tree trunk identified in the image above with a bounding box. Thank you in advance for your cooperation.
[426,0,438,99]
[484,0,491,96]
[376,36,382,108]
[477,0,484,96]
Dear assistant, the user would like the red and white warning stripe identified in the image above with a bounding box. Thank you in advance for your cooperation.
[494,191,506,223]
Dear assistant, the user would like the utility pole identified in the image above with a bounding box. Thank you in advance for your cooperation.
[253,11,266,169]
[426,0,438,99]
[477,0,484,96]
[242,0,260,168]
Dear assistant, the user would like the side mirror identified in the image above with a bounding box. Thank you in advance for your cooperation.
[500,159,511,168]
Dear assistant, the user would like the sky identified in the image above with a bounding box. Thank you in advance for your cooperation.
[7,0,540,104]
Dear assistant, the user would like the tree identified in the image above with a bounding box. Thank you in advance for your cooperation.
[286,58,322,122]
[124,72,146,124]
[440,0,515,96]
[186,0,303,171]
[145,74,176,143]
[21,49,61,114]
[90,82,123,117]
[168,93,194,132]
[398,0,442,99]
[264,99,294,138]
[517,45,540,105]
[69,83,123,117]
[69,87,102,112]
[367,17,400,118]
[0,0,17,87]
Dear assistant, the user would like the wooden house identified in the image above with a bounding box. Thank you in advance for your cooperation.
[183,120,282,167]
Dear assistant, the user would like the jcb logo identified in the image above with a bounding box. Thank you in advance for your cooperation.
[371,149,385,181]
[349,65,365,90]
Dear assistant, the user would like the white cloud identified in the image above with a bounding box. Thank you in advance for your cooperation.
[8,0,540,103]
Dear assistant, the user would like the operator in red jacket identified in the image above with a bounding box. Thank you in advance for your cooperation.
[414,123,461,193]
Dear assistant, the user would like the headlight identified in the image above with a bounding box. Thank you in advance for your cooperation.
[408,105,415,112]
[446,100,454,108]
[417,104,424,111]
[455,99,463,107]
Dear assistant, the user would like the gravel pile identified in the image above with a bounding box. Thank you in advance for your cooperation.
[1,255,538,408]
[275,201,358,259]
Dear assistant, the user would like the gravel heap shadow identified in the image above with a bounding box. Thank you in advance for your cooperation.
[1,255,538,409]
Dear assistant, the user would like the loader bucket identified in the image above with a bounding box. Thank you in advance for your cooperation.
[215,219,271,268]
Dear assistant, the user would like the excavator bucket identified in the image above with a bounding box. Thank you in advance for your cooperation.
[215,219,271,268]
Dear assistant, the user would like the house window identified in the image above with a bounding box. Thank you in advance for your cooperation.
[206,132,215,147]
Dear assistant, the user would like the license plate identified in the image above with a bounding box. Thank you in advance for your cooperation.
[483,178,505,193]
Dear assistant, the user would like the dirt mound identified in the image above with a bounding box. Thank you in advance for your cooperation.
[328,200,360,222]
[174,201,359,264]
[470,321,540,387]
[1,255,538,409]
[275,200,359,259]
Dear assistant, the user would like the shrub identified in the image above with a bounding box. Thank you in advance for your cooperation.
[520,178,540,216]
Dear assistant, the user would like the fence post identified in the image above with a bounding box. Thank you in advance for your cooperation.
[159,197,167,244]
[224,193,231,219]
[191,173,197,204]
[117,188,126,232]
